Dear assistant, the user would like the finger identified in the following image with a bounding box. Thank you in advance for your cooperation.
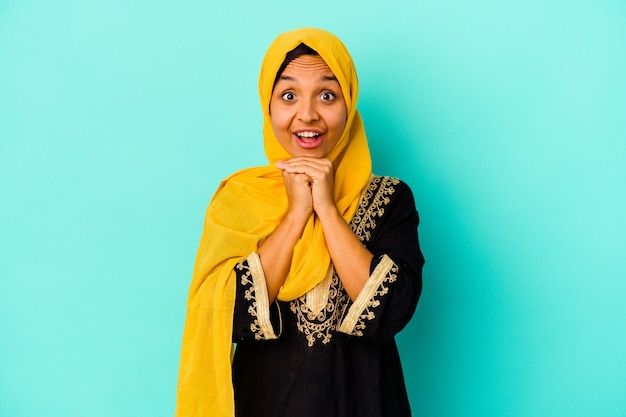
[278,160,333,180]
[278,157,330,169]
[279,157,332,169]
[283,171,314,186]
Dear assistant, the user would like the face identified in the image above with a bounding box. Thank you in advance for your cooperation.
[270,55,347,159]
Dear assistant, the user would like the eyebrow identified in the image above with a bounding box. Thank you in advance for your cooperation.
[279,75,339,83]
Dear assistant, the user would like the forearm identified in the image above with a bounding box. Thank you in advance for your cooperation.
[257,211,309,303]
[316,207,373,301]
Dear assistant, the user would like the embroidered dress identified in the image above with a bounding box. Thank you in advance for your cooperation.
[232,176,424,417]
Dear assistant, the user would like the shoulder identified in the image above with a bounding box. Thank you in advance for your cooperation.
[219,165,276,188]
[211,165,283,202]
[354,175,419,228]
[352,175,420,243]
[367,175,416,207]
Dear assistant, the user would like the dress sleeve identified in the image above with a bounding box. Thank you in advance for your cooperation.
[338,180,424,342]
[232,252,282,342]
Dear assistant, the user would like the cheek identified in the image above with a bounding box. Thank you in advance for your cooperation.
[269,104,290,133]
[328,107,348,132]
[271,113,289,135]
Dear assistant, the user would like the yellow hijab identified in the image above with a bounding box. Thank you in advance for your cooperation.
[175,28,372,417]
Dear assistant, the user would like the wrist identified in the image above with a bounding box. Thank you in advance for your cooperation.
[314,204,342,224]
[284,208,311,229]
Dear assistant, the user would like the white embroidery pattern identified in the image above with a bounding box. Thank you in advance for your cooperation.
[351,176,400,242]
[338,255,398,335]
[290,271,348,347]
[236,254,278,340]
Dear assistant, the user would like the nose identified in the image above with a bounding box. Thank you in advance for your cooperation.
[297,98,320,123]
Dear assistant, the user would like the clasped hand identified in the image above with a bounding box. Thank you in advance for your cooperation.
[276,157,336,218]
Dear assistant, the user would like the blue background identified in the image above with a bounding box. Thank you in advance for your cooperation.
[1,1,625,416]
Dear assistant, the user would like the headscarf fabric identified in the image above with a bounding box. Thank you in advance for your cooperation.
[175,27,372,417]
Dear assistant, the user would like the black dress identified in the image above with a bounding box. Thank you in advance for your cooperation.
[231,175,424,417]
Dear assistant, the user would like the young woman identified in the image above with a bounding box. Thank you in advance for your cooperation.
[175,28,424,417]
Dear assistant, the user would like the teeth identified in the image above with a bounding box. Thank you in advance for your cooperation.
[296,131,320,138]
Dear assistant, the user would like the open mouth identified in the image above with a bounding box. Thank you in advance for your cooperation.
[294,131,323,149]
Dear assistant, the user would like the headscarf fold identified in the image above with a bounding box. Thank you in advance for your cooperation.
[175,27,372,417]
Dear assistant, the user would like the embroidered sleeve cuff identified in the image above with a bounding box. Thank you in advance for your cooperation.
[244,252,280,340]
[338,254,398,336]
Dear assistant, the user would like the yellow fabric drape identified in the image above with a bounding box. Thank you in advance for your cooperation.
[175,27,372,417]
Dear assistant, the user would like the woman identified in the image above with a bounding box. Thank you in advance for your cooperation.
[175,28,424,417]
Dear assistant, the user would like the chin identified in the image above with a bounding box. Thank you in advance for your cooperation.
[295,150,326,158]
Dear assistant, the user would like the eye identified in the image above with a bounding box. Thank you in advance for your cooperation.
[281,92,296,101]
[320,91,336,101]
